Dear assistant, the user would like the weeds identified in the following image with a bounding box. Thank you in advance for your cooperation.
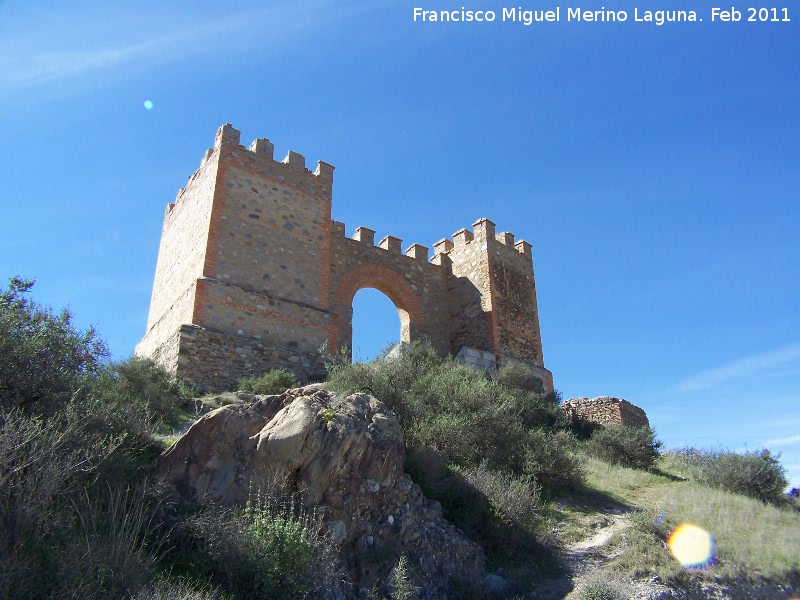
[59,486,162,599]
[238,369,299,396]
[387,556,415,600]
[575,573,634,600]
[171,495,341,599]
[132,578,228,600]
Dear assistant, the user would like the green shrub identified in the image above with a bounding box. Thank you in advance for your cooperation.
[672,447,788,504]
[489,360,535,390]
[575,574,633,600]
[524,429,585,491]
[331,341,583,491]
[586,425,662,470]
[0,276,108,413]
[405,363,531,473]
[89,356,191,431]
[172,497,339,599]
[567,415,602,441]
[460,463,540,527]
[513,390,570,431]
[327,340,441,422]
[238,369,299,396]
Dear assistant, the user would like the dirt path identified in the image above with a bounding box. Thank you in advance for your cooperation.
[531,506,632,599]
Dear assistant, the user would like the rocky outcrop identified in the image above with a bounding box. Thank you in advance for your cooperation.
[154,385,485,596]
[560,396,650,429]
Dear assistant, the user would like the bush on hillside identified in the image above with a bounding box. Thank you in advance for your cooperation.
[0,280,198,598]
[330,342,581,486]
[586,424,662,470]
[171,497,339,599]
[327,341,441,423]
[238,369,299,396]
[459,463,541,527]
[525,429,585,491]
[672,447,788,504]
[0,276,108,413]
[403,363,530,472]
[329,342,587,565]
[88,356,192,433]
[0,407,127,598]
[425,465,540,562]
[489,359,536,390]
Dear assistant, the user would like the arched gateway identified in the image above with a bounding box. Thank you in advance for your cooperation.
[136,124,553,393]
[330,264,426,355]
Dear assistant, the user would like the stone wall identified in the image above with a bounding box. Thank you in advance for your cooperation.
[137,124,554,392]
[328,222,450,356]
[560,397,650,429]
[136,152,218,357]
[171,324,327,392]
[439,224,494,357]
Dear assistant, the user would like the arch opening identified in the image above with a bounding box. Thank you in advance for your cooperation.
[352,288,407,362]
[330,264,426,360]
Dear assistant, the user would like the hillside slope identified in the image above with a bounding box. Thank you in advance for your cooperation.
[533,456,800,599]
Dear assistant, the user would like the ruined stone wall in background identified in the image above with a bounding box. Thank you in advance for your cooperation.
[560,396,650,429]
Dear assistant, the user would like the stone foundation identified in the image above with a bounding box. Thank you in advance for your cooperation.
[171,324,327,392]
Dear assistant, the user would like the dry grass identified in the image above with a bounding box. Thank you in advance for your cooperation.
[583,456,670,503]
[582,455,800,583]
[651,483,800,579]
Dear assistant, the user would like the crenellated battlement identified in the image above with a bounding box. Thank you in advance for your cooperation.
[138,124,552,394]
[212,123,335,181]
[331,220,439,265]
[328,217,534,271]
[431,218,533,262]
[167,125,336,221]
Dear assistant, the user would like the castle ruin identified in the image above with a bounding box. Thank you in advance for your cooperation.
[136,124,554,392]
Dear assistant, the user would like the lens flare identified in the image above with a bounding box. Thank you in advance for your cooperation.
[143,100,154,110]
[668,523,715,567]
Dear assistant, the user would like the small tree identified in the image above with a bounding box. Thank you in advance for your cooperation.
[587,424,663,470]
[0,277,108,413]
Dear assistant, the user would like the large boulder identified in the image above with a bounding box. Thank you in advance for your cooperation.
[154,385,485,596]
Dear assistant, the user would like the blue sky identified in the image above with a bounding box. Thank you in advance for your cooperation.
[1,0,798,488]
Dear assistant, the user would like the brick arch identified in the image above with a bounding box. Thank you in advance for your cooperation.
[329,264,426,354]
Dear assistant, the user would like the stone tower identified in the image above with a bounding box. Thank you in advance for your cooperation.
[136,124,553,393]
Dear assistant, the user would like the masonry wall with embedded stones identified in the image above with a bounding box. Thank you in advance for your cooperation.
[136,124,553,392]
[560,397,650,429]
[327,222,451,358]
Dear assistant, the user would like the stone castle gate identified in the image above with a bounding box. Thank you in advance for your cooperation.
[136,124,554,392]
